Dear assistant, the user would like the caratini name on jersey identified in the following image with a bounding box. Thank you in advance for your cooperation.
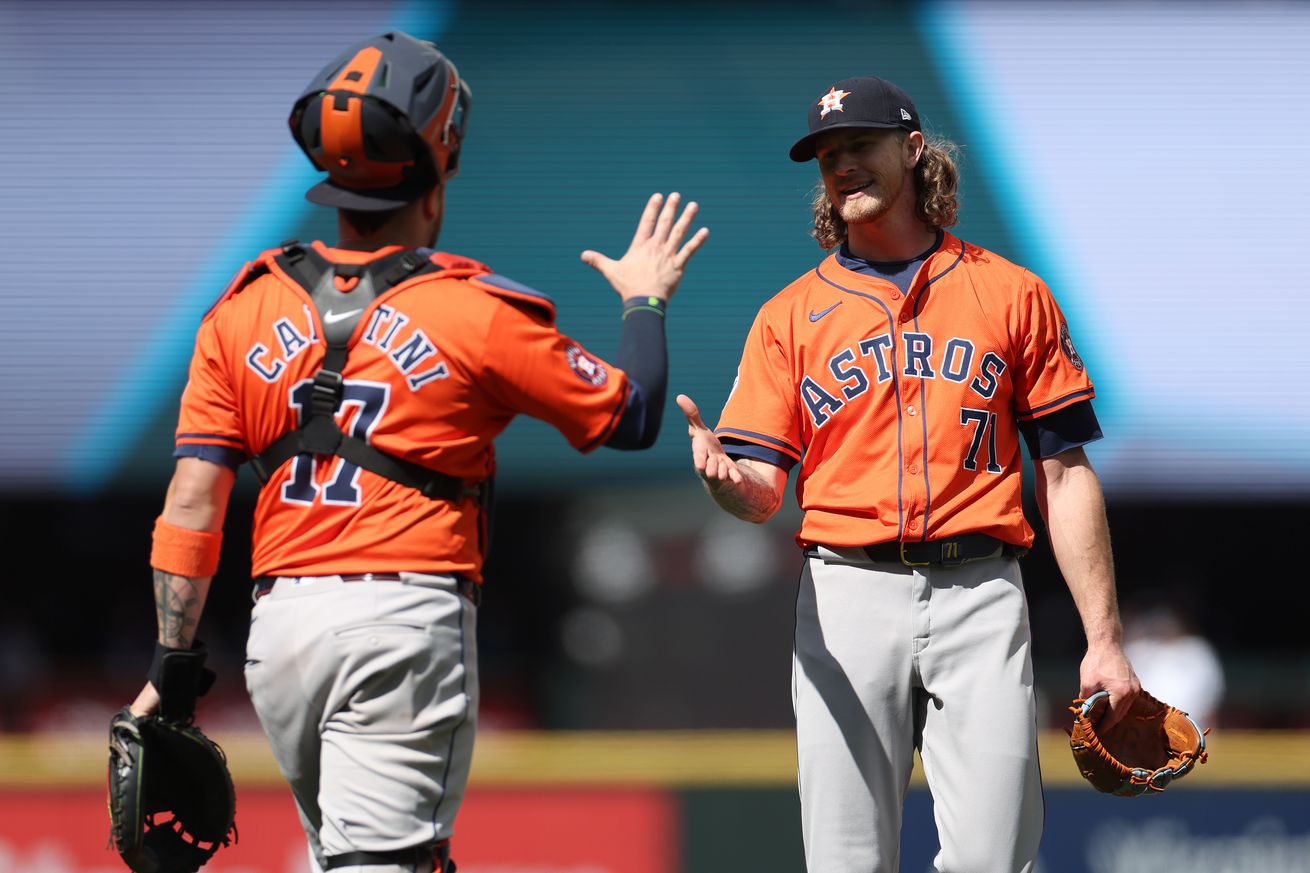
[245,305,320,383]
[245,303,449,391]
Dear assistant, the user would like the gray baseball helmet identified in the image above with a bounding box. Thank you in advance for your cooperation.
[289,31,472,211]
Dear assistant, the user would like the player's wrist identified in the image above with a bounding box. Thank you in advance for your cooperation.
[621,295,668,319]
[1082,621,1124,648]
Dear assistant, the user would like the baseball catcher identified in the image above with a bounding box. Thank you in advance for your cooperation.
[1068,689,1209,795]
[108,642,236,873]
[116,27,706,873]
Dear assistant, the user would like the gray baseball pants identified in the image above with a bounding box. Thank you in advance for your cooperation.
[244,572,478,873]
[794,547,1042,873]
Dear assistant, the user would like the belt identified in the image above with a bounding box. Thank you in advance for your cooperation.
[253,573,481,606]
[862,534,1025,567]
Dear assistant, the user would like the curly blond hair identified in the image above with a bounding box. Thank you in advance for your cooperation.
[810,134,961,250]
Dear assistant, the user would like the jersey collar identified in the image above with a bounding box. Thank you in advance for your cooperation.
[311,240,407,264]
[820,231,965,300]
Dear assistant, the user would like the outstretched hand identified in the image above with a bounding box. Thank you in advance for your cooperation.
[581,193,709,303]
[676,393,743,488]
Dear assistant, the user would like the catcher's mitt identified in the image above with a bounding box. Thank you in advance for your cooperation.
[108,707,236,872]
[1068,689,1208,796]
[108,644,236,873]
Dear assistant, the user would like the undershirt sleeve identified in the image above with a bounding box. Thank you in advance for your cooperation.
[1018,399,1103,459]
[174,444,246,469]
[605,303,667,450]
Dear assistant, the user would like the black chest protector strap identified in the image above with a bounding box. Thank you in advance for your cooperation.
[249,242,485,505]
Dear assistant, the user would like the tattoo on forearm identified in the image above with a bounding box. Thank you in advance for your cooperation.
[153,570,201,649]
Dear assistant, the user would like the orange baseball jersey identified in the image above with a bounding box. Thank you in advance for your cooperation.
[175,242,630,581]
[716,232,1093,549]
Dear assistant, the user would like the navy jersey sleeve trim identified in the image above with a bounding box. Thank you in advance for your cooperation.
[1018,400,1103,459]
[177,432,246,449]
[713,427,801,459]
[722,439,798,472]
[581,385,631,453]
[1019,387,1096,418]
[174,443,247,469]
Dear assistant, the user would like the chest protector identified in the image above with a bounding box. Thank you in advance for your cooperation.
[248,241,486,505]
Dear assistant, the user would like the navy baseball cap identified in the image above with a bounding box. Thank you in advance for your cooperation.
[789,76,921,162]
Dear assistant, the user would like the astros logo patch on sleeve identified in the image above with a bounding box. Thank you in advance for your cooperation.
[1060,322,1084,371]
[566,344,608,386]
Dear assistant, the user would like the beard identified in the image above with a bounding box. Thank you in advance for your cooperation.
[837,192,889,226]
[833,172,907,227]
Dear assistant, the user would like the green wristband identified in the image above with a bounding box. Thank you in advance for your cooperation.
[622,296,667,319]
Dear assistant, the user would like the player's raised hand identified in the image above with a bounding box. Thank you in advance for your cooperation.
[581,193,709,303]
[676,393,743,487]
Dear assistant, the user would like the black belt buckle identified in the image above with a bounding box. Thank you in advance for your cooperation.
[899,541,931,568]
[892,535,1002,568]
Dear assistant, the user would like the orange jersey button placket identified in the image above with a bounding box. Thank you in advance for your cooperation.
[898,335,928,539]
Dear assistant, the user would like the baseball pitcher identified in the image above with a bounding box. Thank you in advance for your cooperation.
[677,76,1139,872]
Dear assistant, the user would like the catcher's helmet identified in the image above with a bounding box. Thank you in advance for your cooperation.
[290,31,471,211]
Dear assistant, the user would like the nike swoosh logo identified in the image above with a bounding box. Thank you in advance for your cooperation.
[323,308,363,324]
[809,302,842,322]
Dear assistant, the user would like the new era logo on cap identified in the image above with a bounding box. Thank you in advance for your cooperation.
[789,76,922,163]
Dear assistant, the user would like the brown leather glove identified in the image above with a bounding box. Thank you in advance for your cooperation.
[1069,689,1209,796]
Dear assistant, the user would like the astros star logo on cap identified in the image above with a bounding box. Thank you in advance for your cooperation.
[818,86,850,118]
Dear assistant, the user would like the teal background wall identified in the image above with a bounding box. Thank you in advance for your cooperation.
[7,0,1307,497]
